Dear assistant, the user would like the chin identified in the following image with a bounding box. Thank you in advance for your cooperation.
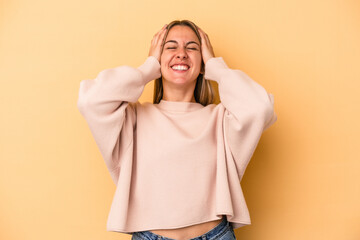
[164,78,197,86]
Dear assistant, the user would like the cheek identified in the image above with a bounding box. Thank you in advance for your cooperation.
[193,55,202,71]
[160,53,170,67]
[160,56,171,76]
[159,55,166,71]
[195,52,202,63]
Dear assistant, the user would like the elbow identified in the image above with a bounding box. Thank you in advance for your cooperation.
[76,79,93,116]
[77,94,91,117]
[260,93,277,130]
[77,91,99,117]
[263,104,275,123]
[97,65,143,88]
[77,96,87,115]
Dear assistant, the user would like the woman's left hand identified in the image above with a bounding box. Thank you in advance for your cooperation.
[198,28,215,64]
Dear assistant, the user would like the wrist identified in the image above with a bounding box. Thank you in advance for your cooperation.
[149,53,160,62]
[203,53,215,65]
[138,56,161,83]
[204,57,229,82]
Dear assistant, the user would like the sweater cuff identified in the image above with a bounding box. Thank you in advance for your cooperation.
[137,56,161,84]
[204,57,229,83]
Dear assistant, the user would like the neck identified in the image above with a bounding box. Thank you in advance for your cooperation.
[162,80,197,103]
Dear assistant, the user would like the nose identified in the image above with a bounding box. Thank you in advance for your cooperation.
[176,47,188,59]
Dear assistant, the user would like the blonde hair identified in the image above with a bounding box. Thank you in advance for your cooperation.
[153,20,214,106]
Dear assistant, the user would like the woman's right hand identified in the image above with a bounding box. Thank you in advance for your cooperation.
[148,24,168,62]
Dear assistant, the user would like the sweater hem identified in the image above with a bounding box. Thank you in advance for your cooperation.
[106,217,251,234]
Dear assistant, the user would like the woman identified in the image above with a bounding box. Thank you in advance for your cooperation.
[77,20,277,240]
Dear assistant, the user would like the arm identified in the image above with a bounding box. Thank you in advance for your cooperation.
[205,57,277,130]
[198,27,276,132]
[205,57,277,179]
[77,57,161,183]
[198,28,277,180]
[77,25,166,184]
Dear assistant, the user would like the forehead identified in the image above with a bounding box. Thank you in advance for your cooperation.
[165,25,200,43]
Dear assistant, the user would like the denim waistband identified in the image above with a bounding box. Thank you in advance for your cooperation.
[134,217,230,240]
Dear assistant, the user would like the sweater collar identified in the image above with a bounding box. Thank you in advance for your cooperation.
[157,99,204,112]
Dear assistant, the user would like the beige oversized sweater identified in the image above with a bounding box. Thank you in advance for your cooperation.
[77,56,277,233]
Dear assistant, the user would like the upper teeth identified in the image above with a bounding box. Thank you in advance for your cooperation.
[172,65,189,70]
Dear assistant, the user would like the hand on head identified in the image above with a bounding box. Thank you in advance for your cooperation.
[149,24,168,61]
[197,27,215,64]
[149,23,215,64]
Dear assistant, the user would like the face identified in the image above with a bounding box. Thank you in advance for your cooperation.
[160,25,202,86]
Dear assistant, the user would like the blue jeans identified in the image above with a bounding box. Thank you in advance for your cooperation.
[131,217,236,240]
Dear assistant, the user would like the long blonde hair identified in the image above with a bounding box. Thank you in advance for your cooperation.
[153,20,214,106]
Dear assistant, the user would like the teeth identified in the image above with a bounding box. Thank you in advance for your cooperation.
[172,65,189,70]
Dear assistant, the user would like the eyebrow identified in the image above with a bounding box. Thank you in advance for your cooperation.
[164,40,200,46]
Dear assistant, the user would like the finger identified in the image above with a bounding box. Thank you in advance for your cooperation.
[198,27,205,39]
[158,26,167,43]
[152,24,167,42]
[200,29,210,45]
[156,24,168,37]
[198,28,210,46]
[199,28,212,48]
[198,28,206,45]
[153,25,168,44]
[161,24,167,31]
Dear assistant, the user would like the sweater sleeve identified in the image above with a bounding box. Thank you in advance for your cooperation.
[205,57,277,179]
[77,56,161,183]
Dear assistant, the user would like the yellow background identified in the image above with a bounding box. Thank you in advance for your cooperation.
[1,0,359,239]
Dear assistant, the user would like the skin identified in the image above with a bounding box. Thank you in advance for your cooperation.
[148,24,222,240]
[149,24,215,103]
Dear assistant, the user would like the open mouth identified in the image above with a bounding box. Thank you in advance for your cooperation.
[171,64,190,71]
